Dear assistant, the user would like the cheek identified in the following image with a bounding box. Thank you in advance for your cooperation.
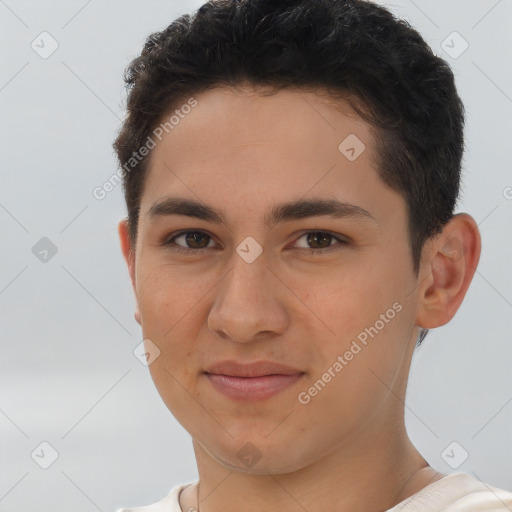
[137,262,202,325]
[304,266,384,339]
[138,270,205,423]
[301,314,411,433]
[136,265,206,370]
[305,260,412,379]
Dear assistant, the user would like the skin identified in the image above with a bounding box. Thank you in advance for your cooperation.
[118,85,481,512]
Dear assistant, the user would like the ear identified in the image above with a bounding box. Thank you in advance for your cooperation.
[118,219,141,325]
[415,213,481,329]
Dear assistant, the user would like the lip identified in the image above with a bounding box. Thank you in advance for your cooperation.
[204,360,303,377]
[204,360,305,401]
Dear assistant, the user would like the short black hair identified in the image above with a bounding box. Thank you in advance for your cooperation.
[113,0,466,346]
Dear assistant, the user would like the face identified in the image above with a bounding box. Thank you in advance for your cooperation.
[120,85,424,473]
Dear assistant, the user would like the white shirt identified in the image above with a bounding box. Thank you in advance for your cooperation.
[116,472,512,512]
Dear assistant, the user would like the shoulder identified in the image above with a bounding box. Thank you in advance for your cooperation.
[387,472,512,511]
[115,481,196,512]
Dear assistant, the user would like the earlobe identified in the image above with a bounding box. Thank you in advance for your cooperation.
[415,213,481,329]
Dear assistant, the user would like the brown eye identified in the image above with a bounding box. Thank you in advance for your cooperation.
[182,231,210,249]
[163,231,215,253]
[294,231,349,253]
[306,232,333,249]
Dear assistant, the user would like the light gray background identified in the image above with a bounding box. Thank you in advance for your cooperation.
[0,1,511,511]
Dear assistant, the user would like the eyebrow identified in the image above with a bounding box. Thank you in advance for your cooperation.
[146,196,377,229]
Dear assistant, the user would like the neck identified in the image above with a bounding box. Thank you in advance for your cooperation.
[180,418,442,512]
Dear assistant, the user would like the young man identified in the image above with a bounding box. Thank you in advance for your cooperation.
[114,0,512,510]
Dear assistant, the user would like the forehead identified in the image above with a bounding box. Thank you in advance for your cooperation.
[140,85,406,230]
[159,85,369,159]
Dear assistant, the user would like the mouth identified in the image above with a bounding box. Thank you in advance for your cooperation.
[203,360,305,401]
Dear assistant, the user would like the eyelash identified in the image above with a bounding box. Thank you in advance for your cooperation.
[162,230,350,255]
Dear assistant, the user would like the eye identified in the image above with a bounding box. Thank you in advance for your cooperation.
[163,230,216,254]
[292,231,349,253]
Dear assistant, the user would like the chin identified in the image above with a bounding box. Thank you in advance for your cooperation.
[200,436,316,475]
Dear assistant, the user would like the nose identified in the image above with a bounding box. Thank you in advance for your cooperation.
[207,252,289,343]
